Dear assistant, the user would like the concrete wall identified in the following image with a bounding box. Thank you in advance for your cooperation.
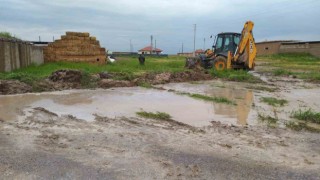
[0,39,43,72]
[31,46,44,65]
[256,41,320,57]
[280,42,320,57]
[256,42,282,55]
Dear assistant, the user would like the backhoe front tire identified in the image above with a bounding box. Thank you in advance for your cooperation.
[214,56,227,71]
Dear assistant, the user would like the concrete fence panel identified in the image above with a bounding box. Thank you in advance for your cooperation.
[0,39,44,72]
[280,41,320,57]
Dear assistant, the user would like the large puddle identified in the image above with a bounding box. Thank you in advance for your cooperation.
[0,82,256,127]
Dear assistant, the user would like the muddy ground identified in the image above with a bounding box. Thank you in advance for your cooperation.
[0,70,213,95]
[0,67,320,179]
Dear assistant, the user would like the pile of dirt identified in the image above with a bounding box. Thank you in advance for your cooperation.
[98,72,113,79]
[97,70,212,89]
[171,71,212,82]
[140,72,172,84]
[136,70,212,85]
[33,79,81,92]
[0,70,213,95]
[0,80,32,95]
[49,70,82,83]
[18,70,85,93]
[98,79,134,88]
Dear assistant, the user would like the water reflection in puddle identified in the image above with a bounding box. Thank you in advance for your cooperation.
[160,82,255,126]
[0,83,255,127]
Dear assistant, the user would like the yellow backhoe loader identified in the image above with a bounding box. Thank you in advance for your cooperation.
[185,21,257,70]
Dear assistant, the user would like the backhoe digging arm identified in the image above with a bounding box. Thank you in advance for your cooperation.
[231,21,257,69]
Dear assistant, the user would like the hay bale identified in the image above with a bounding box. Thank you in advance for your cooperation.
[66,32,78,36]
[65,32,89,37]
[45,32,107,64]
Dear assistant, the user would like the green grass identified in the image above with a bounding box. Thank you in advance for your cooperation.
[257,53,320,82]
[291,109,320,124]
[285,108,320,133]
[107,56,186,74]
[138,82,153,88]
[136,110,204,132]
[136,111,171,120]
[273,69,293,76]
[260,97,288,107]
[177,92,236,105]
[245,85,277,92]
[285,121,320,133]
[211,69,261,83]
[258,113,278,125]
[0,71,41,84]
[285,121,306,131]
[0,55,264,86]
[0,56,186,81]
[81,71,97,88]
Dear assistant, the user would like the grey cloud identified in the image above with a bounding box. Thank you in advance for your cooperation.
[0,0,319,54]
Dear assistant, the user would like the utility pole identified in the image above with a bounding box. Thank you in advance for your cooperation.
[203,38,206,50]
[150,35,153,54]
[39,36,41,42]
[193,24,196,57]
[53,36,55,42]
[130,39,133,53]
[182,42,184,54]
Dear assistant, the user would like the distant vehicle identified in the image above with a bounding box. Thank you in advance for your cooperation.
[107,55,116,63]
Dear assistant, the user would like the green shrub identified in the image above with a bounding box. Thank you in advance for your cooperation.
[260,97,288,107]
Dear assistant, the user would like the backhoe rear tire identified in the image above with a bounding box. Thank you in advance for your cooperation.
[214,56,227,71]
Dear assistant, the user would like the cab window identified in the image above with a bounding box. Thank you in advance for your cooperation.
[215,36,223,50]
[234,35,240,46]
[222,35,233,52]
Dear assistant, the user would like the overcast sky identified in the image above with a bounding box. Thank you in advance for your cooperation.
[1,0,319,54]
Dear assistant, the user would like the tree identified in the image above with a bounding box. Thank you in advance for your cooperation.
[0,32,20,40]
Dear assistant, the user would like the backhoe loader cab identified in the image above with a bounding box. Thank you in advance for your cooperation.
[213,32,241,58]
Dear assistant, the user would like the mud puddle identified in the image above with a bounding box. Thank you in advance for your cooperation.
[0,83,256,127]
[158,81,257,125]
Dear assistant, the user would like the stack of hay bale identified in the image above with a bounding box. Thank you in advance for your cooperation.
[44,32,107,64]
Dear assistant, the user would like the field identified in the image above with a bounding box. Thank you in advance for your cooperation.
[0,56,184,78]
[0,53,320,179]
[257,53,320,82]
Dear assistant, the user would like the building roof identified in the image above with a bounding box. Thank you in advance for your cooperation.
[139,45,162,52]
[281,41,320,45]
[256,40,298,44]
[195,49,204,53]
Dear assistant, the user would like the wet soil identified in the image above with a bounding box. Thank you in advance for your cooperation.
[0,80,32,95]
[0,105,319,179]
[0,70,213,95]
[0,69,320,179]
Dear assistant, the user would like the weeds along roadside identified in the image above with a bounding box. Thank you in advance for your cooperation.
[256,53,320,82]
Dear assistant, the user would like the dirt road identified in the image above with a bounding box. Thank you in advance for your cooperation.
[0,73,320,179]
